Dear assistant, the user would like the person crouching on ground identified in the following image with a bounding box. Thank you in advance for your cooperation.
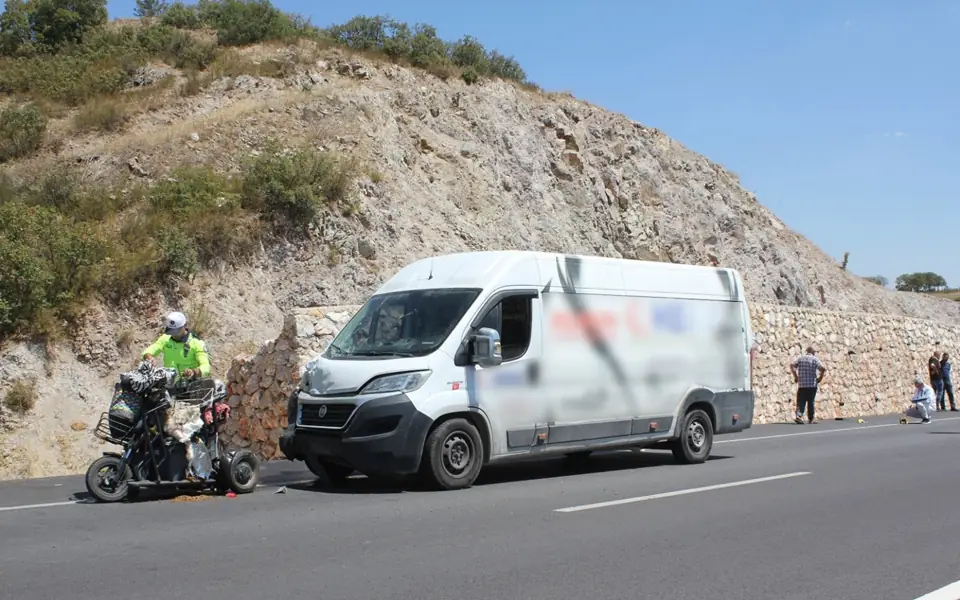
[906,376,935,424]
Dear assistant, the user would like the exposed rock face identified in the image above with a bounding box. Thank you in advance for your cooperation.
[7,46,958,323]
[221,303,960,462]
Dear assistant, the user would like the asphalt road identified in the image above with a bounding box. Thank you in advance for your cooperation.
[2,414,960,600]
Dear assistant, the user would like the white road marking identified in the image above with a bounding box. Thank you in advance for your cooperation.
[0,500,90,512]
[554,471,812,513]
[0,478,316,513]
[911,579,960,600]
[716,416,960,445]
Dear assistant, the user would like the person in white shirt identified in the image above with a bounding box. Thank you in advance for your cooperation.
[905,376,935,424]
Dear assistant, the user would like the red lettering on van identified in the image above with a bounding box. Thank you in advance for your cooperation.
[549,310,618,341]
[625,301,648,338]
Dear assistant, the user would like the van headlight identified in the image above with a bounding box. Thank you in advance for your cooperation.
[359,371,431,396]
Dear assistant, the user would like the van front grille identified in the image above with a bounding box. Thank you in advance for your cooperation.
[299,403,355,428]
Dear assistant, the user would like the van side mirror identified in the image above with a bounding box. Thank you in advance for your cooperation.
[471,327,502,367]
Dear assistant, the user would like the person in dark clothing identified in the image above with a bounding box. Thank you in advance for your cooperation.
[941,352,956,412]
[929,351,945,411]
[790,346,827,424]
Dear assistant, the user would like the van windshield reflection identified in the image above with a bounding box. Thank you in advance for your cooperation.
[325,288,481,359]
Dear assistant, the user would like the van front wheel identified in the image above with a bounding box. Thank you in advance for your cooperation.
[671,409,713,464]
[421,418,483,490]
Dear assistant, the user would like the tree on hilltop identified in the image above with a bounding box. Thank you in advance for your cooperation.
[325,15,529,85]
[0,0,107,53]
[895,272,948,293]
[134,0,169,18]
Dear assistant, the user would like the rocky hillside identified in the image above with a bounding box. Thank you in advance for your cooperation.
[2,6,958,479]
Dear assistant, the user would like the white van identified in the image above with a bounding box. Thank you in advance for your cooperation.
[278,251,756,490]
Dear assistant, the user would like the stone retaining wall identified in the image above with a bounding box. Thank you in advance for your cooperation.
[748,305,957,423]
[223,303,960,459]
[223,306,361,459]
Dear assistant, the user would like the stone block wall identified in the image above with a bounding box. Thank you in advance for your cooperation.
[748,305,958,423]
[223,306,360,459]
[223,303,960,459]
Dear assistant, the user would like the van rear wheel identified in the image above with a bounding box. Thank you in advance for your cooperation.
[671,409,713,464]
[420,418,483,490]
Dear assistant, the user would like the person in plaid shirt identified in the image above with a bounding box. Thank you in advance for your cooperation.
[790,346,827,424]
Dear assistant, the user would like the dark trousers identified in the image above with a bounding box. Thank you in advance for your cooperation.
[796,387,818,422]
[945,379,956,410]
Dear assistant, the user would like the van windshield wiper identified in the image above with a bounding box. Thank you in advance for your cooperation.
[349,350,417,357]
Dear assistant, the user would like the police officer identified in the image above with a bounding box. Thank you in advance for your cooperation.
[140,311,211,379]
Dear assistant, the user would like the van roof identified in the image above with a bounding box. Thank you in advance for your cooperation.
[375,250,744,301]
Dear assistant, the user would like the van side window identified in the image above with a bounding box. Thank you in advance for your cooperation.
[478,295,532,362]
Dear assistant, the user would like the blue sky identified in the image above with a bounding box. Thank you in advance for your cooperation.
[105,0,958,288]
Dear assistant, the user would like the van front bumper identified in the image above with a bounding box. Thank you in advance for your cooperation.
[278,392,433,475]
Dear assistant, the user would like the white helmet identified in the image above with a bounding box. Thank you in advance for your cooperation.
[164,311,187,333]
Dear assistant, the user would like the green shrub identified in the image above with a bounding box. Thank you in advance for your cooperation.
[0,48,139,105]
[0,2,531,109]
[0,201,112,334]
[136,24,218,69]
[213,0,299,46]
[0,170,16,204]
[135,165,258,273]
[134,0,169,19]
[8,0,108,52]
[460,66,479,85]
[324,16,529,84]
[0,22,205,105]
[0,143,360,337]
[158,0,314,46]
[159,1,204,29]
[9,168,130,222]
[241,142,354,228]
[0,103,47,163]
[154,226,199,278]
[0,0,32,57]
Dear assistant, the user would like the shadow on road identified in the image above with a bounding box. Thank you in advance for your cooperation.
[286,450,733,496]
[927,431,960,435]
[62,462,317,504]
[60,450,734,501]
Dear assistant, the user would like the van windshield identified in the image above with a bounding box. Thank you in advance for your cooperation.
[325,288,481,359]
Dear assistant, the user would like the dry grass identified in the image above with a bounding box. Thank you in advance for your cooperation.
[102,96,273,153]
[930,290,960,302]
[186,301,217,340]
[72,99,131,133]
[206,43,321,80]
[115,328,136,351]
[3,378,38,414]
[71,76,177,134]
